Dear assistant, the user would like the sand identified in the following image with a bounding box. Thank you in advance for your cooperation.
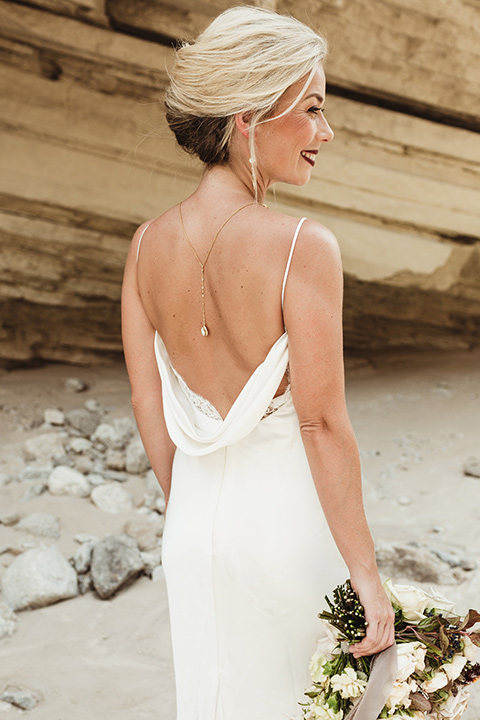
[0,349,479,719]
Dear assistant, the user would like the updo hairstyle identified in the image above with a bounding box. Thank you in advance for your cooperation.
[165,6,328,186]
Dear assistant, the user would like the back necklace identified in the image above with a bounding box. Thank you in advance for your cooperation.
[179,201,263,337]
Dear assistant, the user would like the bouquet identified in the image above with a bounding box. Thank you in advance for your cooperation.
[300,579,480,720]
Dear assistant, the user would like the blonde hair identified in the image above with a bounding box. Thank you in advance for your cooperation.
[165,5,328,196]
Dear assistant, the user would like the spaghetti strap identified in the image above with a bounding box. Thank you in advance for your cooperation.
[136,220,154,263]
[281,217,307,314]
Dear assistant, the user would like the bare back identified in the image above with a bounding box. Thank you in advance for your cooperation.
[136,200,303,419]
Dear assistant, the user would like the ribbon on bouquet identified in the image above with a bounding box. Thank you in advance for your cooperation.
[344,643,398,720]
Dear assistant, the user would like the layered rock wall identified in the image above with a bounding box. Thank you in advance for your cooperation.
[0,0,479,364]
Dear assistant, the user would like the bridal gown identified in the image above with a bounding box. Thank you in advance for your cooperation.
[137,217,348,720]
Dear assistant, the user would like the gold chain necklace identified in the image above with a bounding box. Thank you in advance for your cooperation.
[179,201,263,337]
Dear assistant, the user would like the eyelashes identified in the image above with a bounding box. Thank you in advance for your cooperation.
[308,106,325,115]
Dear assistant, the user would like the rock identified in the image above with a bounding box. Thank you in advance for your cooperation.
[84,398,104,414]
[140,550,162,577]
[91,418,134,451]
[155,496,166,513]
[43,407,65,425]
[145,470,163,497]
[48,465,91,497]
[19,482,48,504]
[0,688,38,711]
[460,557,477,571]
[103,469,129,483]
[0,512,20,526]
[64,377,87,393]
[1,545,78,611]
[86,472,105,486]
[105,449,125,471]
[397,495,412,506]
[78,573,93,594]
[376,543,461,585]
[90,483,132,513]
[66,408,99,437]
[72,454,94,474]
[463,456,480,478]
[152,565,164,582]
[19,465,52,483]
[24,432,66,462]
[123,518,159,552]
[73,541,96,574]
[68,437,92,454]
[90,534,144,599]
[16,512,60,539]
[125,438,150,474]
[0,601,17,639]
[74,533,99,544]
[0,473,12,488]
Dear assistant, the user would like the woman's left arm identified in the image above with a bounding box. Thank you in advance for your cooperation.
[121,222,176,507]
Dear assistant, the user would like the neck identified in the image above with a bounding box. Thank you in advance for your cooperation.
[200,162,270,206]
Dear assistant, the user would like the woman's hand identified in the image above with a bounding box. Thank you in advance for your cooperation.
[349,572,395,658]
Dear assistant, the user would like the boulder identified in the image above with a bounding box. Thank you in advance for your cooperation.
[15,512,60,539]
[90,483,132,513]
[1,545,78,611]
[48,465,91,497]
[90,534,144,599]
[24,432,66,462]
[66,408,99,437]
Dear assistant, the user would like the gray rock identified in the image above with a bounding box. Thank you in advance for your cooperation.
[152,565,165,582]
[0,601,17,639]
[68,437,93,454]
[19,465,53,483]
[145,470,163,498]
[103,469,129,483]
[16,512,60,539]
[463,456,480,478]
[66,408,99,438]
[0,472,13,487]
[376,543,461,585]
[0,688,38,711]
[43,408,65,426]
[73,541,96,574]
[140,550,162,577]
[397,495,412,506]
[105,449,126,471]
[460,557,477,571]
[84,398,104,414]
[125,438,150,475]
[123,517,159,552]
[19,482,48,504]
[78,573,93,595]
[90,534,144,599]
[1,545,78,611]
[24,432,66,462]
[90,483,132,514]
[73,454,94,474]
[0,512,20,526]
[91,418,134,451]
[48,465,91,498]
[64,377,87,393]
[86,472,105,486]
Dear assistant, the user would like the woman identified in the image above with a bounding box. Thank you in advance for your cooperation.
[121,6,394,719]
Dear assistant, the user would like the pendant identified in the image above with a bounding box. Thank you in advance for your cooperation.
[201,324,209,337]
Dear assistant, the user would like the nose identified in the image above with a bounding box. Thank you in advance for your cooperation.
[317,114,334,142]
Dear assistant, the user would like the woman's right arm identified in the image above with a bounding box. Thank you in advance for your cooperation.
[284,220,394,658]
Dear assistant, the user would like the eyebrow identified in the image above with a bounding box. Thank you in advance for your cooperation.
[303,93,325,104]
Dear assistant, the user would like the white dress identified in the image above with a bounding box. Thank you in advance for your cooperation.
[139,217,348,720]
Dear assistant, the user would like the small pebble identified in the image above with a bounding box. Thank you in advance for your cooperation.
[460,557,477,571]
[64,377,87,393]
[43,408,65,426]
[0,512,21,526]
[397,496,412,506]
[463,456,480,478]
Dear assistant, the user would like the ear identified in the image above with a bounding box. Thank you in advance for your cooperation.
[234,111,253,139]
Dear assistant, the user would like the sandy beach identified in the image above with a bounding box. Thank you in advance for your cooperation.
[0,348,479,719]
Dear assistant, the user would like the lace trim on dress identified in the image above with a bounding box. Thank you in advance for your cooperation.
[171,365,291,422]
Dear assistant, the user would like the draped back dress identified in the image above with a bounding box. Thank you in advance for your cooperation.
[136,217,347,720]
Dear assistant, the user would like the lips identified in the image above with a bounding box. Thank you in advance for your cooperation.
[300,150,318,167]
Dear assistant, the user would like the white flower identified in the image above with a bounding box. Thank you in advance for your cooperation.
[309,653,330,684]
[384,580,428,622]
[441,654,467,682]
[386,679,416,713]
[396,642,425,682]
[462,636,480,663]
[306,696,343,720]
[438,686,470,720]
[421,670,449,693]
[314,620,340,660]
[330,667,367,699]
[423,587,456,615]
